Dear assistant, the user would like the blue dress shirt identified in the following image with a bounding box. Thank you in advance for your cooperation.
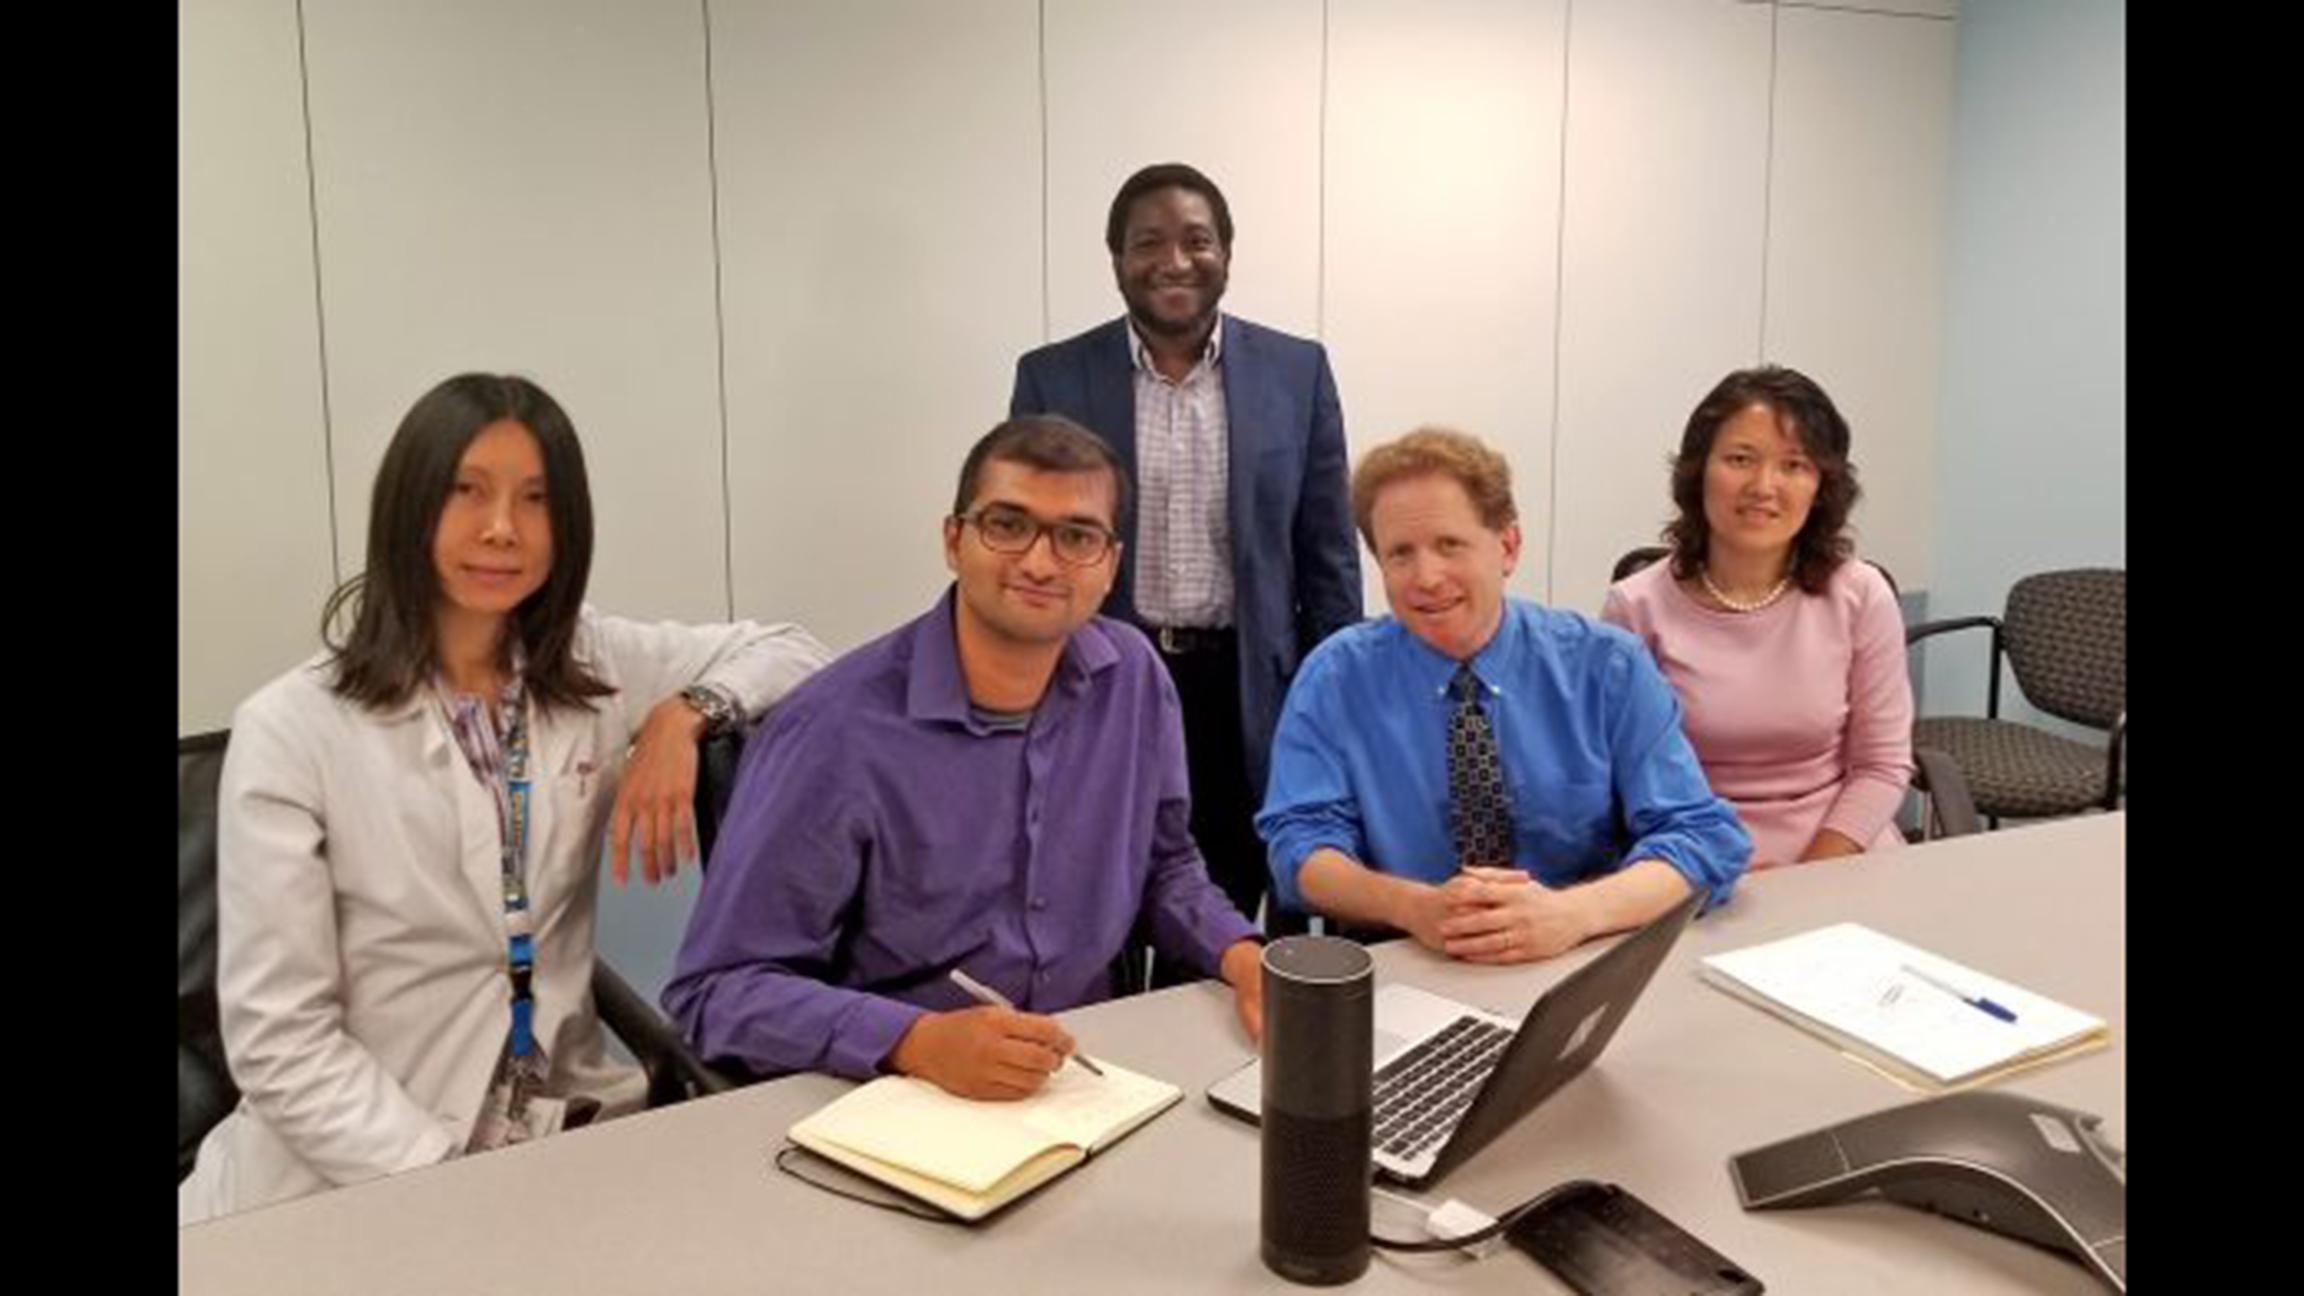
[1257,599,1750,914]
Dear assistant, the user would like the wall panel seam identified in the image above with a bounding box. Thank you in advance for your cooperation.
[1316,0,1328,340]
[1758,0,1779,363]
[1039,0,1050,343]
[1777,2,1955,22]
[702,0,735,620]
[1544,0,1575,604]
[294,0,341,587]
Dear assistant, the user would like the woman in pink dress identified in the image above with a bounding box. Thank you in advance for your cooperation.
[1602,366,1912,870]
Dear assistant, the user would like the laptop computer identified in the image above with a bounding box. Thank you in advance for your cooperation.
[1207,886,1703,1190]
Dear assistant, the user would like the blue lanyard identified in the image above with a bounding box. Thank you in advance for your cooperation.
[499,700,538,1059]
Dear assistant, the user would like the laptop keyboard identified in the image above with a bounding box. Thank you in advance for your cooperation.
[1371,1015,1514,1163]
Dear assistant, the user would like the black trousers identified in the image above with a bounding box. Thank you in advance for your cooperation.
[1151,627,1268,932]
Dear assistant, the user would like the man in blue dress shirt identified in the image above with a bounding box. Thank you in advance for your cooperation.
[667,416,1262,1100]
[1257,428,1750,963]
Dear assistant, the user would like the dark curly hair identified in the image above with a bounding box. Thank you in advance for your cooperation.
[1104,162,1234,255]
[1664,365,1860,595]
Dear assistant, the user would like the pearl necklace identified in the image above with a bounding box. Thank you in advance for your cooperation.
[1700,565,1791,613]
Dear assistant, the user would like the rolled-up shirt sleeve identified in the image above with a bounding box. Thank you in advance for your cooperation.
[662,705,922,1080]
[1255,654,1368,915]
[1604,642,1753,911]
[585,607,832,735]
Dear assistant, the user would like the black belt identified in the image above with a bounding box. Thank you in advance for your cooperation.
[1150,624,1235,656]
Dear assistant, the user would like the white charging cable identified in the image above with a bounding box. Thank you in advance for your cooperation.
[1370,1186,1506,1258]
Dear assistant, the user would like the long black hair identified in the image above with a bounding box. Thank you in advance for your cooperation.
[321,373,611,712]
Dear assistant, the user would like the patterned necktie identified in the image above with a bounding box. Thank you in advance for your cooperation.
[1447,664,1516,869]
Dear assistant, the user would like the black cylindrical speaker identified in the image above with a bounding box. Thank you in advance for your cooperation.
[1260,935,1374,1285]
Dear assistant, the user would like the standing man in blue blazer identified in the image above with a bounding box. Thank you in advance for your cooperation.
[1011,162,1362,933]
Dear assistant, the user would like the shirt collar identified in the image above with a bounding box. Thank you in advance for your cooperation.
[1394,599,1526,701]
[1126,313,1226,376]
[907,586,1121,731]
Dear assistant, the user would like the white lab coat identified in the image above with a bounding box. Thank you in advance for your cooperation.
[178,608,830,1224]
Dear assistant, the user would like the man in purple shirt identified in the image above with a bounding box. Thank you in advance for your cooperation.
[666,416,1264,1100]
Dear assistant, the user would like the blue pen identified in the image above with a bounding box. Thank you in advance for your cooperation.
[1900,964,2018,1023]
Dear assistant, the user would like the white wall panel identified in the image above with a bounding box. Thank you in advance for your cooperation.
[714,0,1042,651]
[303,0,725,624]
[1325,0,1566,607]
[180,0,336,732]
[1764,5,1956,590]
[1043,0,1323,343]
[1551,0,1772,617]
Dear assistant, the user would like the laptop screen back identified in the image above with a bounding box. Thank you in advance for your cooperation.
[1414,886,1703,1186]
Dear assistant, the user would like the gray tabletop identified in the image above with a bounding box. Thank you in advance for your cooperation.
[179,812,2125,1294]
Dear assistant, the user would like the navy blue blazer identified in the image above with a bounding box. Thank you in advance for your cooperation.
[1010,315,1363,796]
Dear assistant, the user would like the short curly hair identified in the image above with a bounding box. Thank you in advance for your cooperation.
[1664,366,1860,595]
[1351,427,1518,549]
[1105,163,1234,255]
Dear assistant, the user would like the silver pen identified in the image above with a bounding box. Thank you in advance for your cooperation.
[948,968,1106,1076]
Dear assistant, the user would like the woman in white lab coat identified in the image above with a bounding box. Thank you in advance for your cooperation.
[179,373,830,1223]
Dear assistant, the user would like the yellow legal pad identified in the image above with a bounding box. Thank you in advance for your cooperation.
[787,1058,1182,1220]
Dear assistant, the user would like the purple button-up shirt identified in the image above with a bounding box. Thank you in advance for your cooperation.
[664,589,1258,1080]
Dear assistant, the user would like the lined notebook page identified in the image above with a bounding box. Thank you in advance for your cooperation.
[789,1059,1181,1195]
[1014,1060,1179,1151]
[1701,923,2107,1085]
[792,1077,1056,1194]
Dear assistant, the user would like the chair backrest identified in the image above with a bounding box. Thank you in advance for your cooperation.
[179,730,238,1181]
[693,726,749,868]
[2001,568,2124,730]
[1610,546,1671,585]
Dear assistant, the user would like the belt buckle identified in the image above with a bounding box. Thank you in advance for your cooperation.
[1158,625,1182,655]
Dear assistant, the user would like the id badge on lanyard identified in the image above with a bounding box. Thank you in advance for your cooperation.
[499,702,543,1083]
[471,694,556,1152]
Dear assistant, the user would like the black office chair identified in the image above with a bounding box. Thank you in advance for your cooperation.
[178,729,731,1182]
[1906,568,2125,826]
[1602,546,1982,842]
[1610,544,1674,586]
[608,724,751,1098]
[582,724,758,1099]
[692,726,747,868]
[179,731,238,1183]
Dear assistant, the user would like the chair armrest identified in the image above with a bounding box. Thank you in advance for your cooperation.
[1911,746,1982,839]
[592,960,737,1104]
[1903,614,1998,648]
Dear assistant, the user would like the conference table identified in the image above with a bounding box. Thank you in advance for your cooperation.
[179,812,2125,1293]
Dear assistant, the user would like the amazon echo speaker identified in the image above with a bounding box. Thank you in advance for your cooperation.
[1260,935,1374,1285]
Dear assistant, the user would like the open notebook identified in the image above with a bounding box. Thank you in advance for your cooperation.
[786,1059,1181,1221]
[1699,923,2110,1092]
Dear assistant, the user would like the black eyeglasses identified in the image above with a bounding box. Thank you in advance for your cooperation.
[957,504,1118,567]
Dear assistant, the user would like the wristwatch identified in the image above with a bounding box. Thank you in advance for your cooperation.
[677,682,741,736]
